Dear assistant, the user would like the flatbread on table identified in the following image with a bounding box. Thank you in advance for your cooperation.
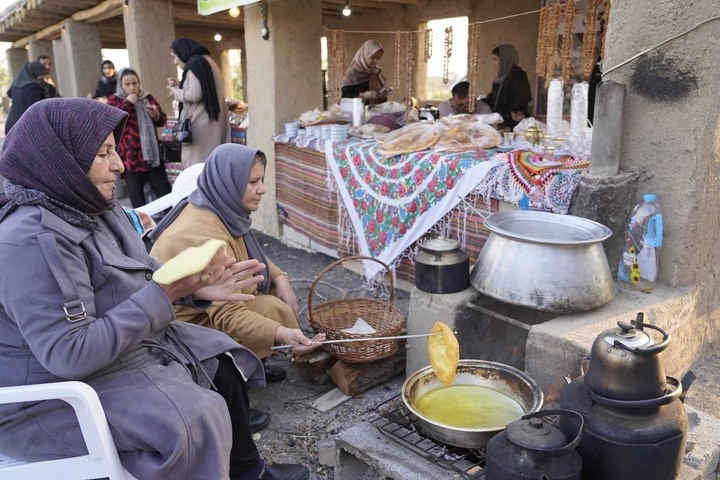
[428,321,460,385]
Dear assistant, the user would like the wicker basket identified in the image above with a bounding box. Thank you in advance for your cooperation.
[308,256,405,363]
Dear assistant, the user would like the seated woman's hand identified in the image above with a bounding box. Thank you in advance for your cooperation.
[158,249,264,302]
[194,258,266,302]
[275,327,326,355]
[273,274,299,317]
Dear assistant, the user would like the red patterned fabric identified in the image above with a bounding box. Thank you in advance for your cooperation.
[107,93,166,173]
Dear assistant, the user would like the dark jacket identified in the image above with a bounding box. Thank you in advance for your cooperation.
[93,78,117,99]
[486,66,532,129]
[5,83,45,134]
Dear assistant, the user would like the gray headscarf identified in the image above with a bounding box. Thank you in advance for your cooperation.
[114,68,161,168]
[493,44,520,85]
[11,61,48,89]
[150,144,271,294]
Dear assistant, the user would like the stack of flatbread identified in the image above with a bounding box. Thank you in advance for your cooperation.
[433,121,503,153]
[378,122,445,158]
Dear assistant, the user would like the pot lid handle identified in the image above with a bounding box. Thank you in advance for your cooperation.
[614,313,671,356]
[506,409,584,454]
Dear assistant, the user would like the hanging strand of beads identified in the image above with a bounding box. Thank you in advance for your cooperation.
[544,2,561,89]
[443,26,453,84]
[424,28,433,62]
[582,0,599,80]
[337,30,346,105]
[536,6,550,79]
[406,31,416,121]
[467,22,481,113]
[394,30,403,94]
[600,0,611,61]
[560,0,576,86]
[325,29,339,105]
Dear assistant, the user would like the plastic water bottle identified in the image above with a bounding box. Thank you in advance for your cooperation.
[618,194,663,291]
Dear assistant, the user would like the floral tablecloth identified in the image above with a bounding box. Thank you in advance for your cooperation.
[325,140,504,277]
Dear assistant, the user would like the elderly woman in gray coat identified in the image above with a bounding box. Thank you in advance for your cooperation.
[0,98,309,480]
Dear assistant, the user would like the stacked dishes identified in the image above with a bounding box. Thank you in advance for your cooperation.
[306,125,320,138]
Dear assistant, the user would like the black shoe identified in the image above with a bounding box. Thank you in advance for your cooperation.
[249,408,271,434]
[264,364,287,384]
[258,462,310,480]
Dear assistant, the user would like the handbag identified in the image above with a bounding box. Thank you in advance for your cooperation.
[172,118,192,144]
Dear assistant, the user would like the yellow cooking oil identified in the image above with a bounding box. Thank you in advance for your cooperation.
[415,384,525,429]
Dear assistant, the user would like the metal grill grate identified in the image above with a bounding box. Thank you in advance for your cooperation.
[369,395,486,479]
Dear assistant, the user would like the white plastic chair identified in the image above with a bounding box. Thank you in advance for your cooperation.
[0,381,137,480]
[135,162,206,216]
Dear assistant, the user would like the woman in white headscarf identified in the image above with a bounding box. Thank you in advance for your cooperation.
[342,39,389,105]
[485,44,532,129]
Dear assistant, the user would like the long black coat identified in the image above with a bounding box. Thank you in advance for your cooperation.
[5,83,45,134]
[486,66,532,129]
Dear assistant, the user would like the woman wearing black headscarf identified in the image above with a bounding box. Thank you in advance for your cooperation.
[5,61,49,134]
[485,44,532,129]
[90,60,118,100]
[0,98,310,480]
[168,38,230,169]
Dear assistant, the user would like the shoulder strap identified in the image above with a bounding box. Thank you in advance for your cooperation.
[37,232,87,323]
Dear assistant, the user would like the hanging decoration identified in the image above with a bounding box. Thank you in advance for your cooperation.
[582,0,600,80]
[325,29,347,106]
[560,0,576,86]
[544,2,561,88]
[600,0,611,60]
[467,22,482,113]
[535,5,550,79]
[424,28,433,63]
[443,26,453,84]
[394,30,403,95]
[405,31,417,121]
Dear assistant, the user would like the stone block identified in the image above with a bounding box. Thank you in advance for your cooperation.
[317,436,337,467]
[281,225,311,249]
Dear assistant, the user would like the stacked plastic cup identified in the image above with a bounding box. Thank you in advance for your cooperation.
[284,122,299,137]
[330,124,349,142]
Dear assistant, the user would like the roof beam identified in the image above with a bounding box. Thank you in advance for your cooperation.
[72,0,122,23]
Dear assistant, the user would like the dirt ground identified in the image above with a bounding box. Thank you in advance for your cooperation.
[250,231,411,479]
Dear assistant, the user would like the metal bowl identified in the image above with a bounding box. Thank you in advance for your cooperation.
[402,360,543,449]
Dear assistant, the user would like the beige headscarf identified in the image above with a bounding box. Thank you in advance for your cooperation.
[342,40,387,92]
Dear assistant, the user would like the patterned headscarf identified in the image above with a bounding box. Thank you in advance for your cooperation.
[151,144,271,293]
[0,98,128,216]
[342,39,387,92]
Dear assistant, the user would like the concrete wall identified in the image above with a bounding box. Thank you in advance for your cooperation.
[62,20,103,98]
[5,47,27,84]
[604,3,720,292]
[244,0,324,235]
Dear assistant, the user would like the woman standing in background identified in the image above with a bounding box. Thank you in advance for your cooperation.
[90,60,118,101]
[485,44,532,129]
[5,61,49,134]
[107,68,171,209]
[342,39,390,105]
[167,38,230,169]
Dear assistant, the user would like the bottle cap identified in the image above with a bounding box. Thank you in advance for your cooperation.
[643,193,656,202]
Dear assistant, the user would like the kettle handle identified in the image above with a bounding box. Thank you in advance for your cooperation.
[520,409,584,453]
[615,313,671,356]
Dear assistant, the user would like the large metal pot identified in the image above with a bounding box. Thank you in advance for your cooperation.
[414,237,469,294]
[469,211,614,313]
[402,360,543,448]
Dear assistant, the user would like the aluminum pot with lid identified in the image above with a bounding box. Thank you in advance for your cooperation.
[469,210,614,313]
[415,237,469,294]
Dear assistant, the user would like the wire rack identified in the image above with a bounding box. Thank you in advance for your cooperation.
[369,395,486,479]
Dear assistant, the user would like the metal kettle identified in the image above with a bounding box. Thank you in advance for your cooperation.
[584,312,677,402]
[414,237,469,294]
[485,410,584,480]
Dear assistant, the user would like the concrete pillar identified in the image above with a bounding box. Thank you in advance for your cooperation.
[28,39,59,94]
[52,39,71,99]
[5,47,27,83]
[244,0,323,236]
[62,20,103,98]
[220,50,233,100]
[123,0,176,115]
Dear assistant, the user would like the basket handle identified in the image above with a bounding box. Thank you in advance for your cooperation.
[307,255,395,322]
